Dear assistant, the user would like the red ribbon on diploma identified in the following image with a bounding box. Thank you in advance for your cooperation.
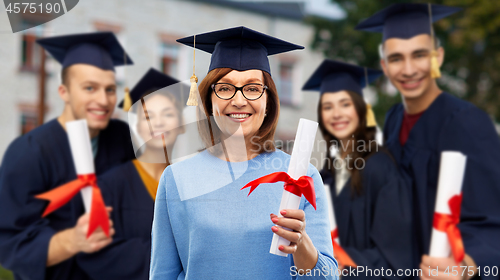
[331,229,357,267]
[433,194,465,264]
[35,174,109,238]
[241,172,316,210]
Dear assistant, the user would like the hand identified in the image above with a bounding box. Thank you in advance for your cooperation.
[68,207,115,254]
[270,209,318,271]
[420,254,476,280]
[47,207,115,267]
[270,209,307,254]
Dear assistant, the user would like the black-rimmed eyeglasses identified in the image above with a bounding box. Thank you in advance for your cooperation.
[211,83,268,100]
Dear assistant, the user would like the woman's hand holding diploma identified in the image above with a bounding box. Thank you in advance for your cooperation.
[271,209,319,272]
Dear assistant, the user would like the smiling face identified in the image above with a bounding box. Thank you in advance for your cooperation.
[59,64,117,135]
[137,93,182,150]
[380,34,443,100]
[320,90,359,142]
[211,69,267,140]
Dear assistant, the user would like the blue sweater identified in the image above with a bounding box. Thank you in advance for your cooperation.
[150,149,338,279]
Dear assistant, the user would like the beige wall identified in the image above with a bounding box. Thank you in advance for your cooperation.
[0,0,327,168]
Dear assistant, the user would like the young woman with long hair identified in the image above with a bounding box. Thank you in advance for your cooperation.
[303,59,413,279]
[77,68,186,279]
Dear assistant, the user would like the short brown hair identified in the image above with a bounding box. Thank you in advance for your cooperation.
[197,68,280,154]
[61,67,71,86]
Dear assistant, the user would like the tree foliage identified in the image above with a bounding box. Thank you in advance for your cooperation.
[0,265,13,280]
[306,0,500,126]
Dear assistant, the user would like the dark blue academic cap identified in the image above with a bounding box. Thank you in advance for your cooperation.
[118,68,185,108]
[37,32,133,71]
[355,3,462,42]
[176,26,304,75]
[302,59,383,96]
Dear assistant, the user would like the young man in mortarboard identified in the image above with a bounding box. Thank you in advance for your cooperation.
[0,32,135,280]
[357,3,500,280]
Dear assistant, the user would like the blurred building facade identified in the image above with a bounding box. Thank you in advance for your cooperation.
[0,0,333,167]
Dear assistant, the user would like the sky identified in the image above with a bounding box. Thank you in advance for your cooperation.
[229,0,346,20]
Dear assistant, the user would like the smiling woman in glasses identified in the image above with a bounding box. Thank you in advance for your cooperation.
[201,68,277,156]
[149,27,338,280]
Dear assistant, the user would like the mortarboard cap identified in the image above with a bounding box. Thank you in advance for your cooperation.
[355,3,462,42]
[118,68,186,109]
[37,32,133,71]
[176,26,304,75]
[302,59,383,96]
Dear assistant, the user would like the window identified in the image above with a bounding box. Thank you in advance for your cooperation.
[159,32,185,79]
[160,42,179,76]
[276,56,303,107]
[18,103,49,135]
[20,20,45,72]
[278,62,294,105]
[20,112,38,135]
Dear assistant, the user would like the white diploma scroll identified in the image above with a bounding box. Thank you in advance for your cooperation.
[429,151,467,258]
[66,120,95,213]
[270,118,318,256]
[324,183,339,245]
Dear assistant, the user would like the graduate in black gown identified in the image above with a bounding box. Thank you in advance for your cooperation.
[0,32,135,280]
[303,59,413,279]
[357,4,500,279]
[77,68,187,279]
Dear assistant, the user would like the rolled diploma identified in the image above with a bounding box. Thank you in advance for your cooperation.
[324,183,339,245]
[429,151,467,258]
[66,120,95,213]
[270,118,318,256]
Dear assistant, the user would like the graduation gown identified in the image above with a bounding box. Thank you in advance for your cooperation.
[320,151,413,279]
[76,160,155,280]
[0,119,135,280]
[384,92,500,276]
